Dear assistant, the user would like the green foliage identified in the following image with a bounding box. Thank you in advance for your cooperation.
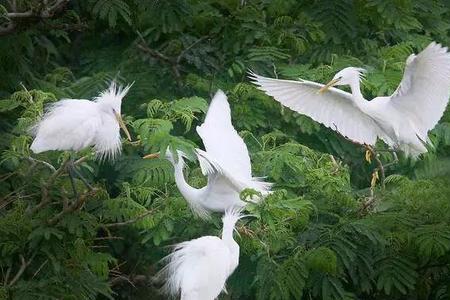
[1,0,450,299]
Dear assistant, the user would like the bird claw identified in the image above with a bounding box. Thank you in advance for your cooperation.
[370,170,379,188]
[365,149,372,163]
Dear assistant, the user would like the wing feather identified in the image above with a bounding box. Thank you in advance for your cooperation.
[249,72,386,146]
[389,42,450,140]
[196,90,271,192]
[30,100,101,153]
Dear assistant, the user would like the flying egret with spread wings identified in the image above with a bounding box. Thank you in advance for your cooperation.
[250,42,450,158]
[158,209,242,300]
[144,90,271,219]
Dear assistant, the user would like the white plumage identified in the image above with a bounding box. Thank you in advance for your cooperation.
[30,82,132,160]
[250,42,450,157]
[145,90,271,218]
[159,209,242,300]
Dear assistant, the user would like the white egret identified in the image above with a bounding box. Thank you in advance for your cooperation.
[144,90,271,219]
[158,209,242,300]
[250,42,450,158]
[30,82,133,192]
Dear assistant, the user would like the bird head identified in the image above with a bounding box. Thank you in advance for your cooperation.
[96,81,134,141]
[319,67,366,93]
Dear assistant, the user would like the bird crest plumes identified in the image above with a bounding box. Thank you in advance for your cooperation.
[354,67,367,80]
[222,207,245,234]
[338,67,367,81]
[94,81,133,109]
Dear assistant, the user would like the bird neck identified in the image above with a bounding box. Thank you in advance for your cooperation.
[172,155,203,205]
[221,221,240,274]
[348,78,365,103]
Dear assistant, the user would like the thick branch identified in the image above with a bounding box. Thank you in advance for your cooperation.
[0,0,71,36]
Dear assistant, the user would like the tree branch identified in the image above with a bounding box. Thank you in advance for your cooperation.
[136,31,210,86]
[48,188,98,225]
[27,158,71,215]
[0,0,71,36]
[8,254,35,286]
[103,209,155,228]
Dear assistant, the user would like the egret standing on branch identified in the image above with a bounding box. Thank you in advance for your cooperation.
[250,42,450,158]
[30,82,133,192]
[144,90,271,219]
[158,209,243,300]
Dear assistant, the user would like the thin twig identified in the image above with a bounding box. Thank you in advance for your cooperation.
[73,155,89,166]
[94,236,124,241]
[31,259,48,279]
[104,209,155,228]
[48,188,98,225]
[176,35,209,64]
[8,254,35,286]
[136,31,210,86]
[28,158,71,215]
[26,157,56,172]
[4,267,11,286]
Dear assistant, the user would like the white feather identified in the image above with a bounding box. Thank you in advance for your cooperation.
[165,90,272,219]
[249,71,388,146]
[250,41,450,157]
[159,209,242,300]
[30,81,132,160]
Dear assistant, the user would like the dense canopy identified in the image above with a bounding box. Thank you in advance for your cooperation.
[1,1,450,299]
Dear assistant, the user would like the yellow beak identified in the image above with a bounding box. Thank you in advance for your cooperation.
[318,78,340,94]
[142,153,159,159]
[114,112,132,141]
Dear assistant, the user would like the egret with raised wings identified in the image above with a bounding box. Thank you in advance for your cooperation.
[250,42,450,158]
[144,90,271,219]
[158,209,242,300]
[31,82,133,192]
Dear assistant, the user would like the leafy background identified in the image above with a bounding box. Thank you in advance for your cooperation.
[1,0,450,299]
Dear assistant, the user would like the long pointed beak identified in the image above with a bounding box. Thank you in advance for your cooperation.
[143,153,159,159]
[114,112,132,141]
[318,78,340,94]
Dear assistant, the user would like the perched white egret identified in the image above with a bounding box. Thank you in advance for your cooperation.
[144,90,271,219]
[30,82,133,195]
[250,42,450,157]
[31,81,133,160]
[158,209,242,300]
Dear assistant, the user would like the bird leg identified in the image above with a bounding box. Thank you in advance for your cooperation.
[364,145,385,190]
[67,156,93,193]
[67,161,79,201]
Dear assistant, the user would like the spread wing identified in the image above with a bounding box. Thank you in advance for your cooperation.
[196,90,270,192]
[389,42,450,141]
[249,72,388,146]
